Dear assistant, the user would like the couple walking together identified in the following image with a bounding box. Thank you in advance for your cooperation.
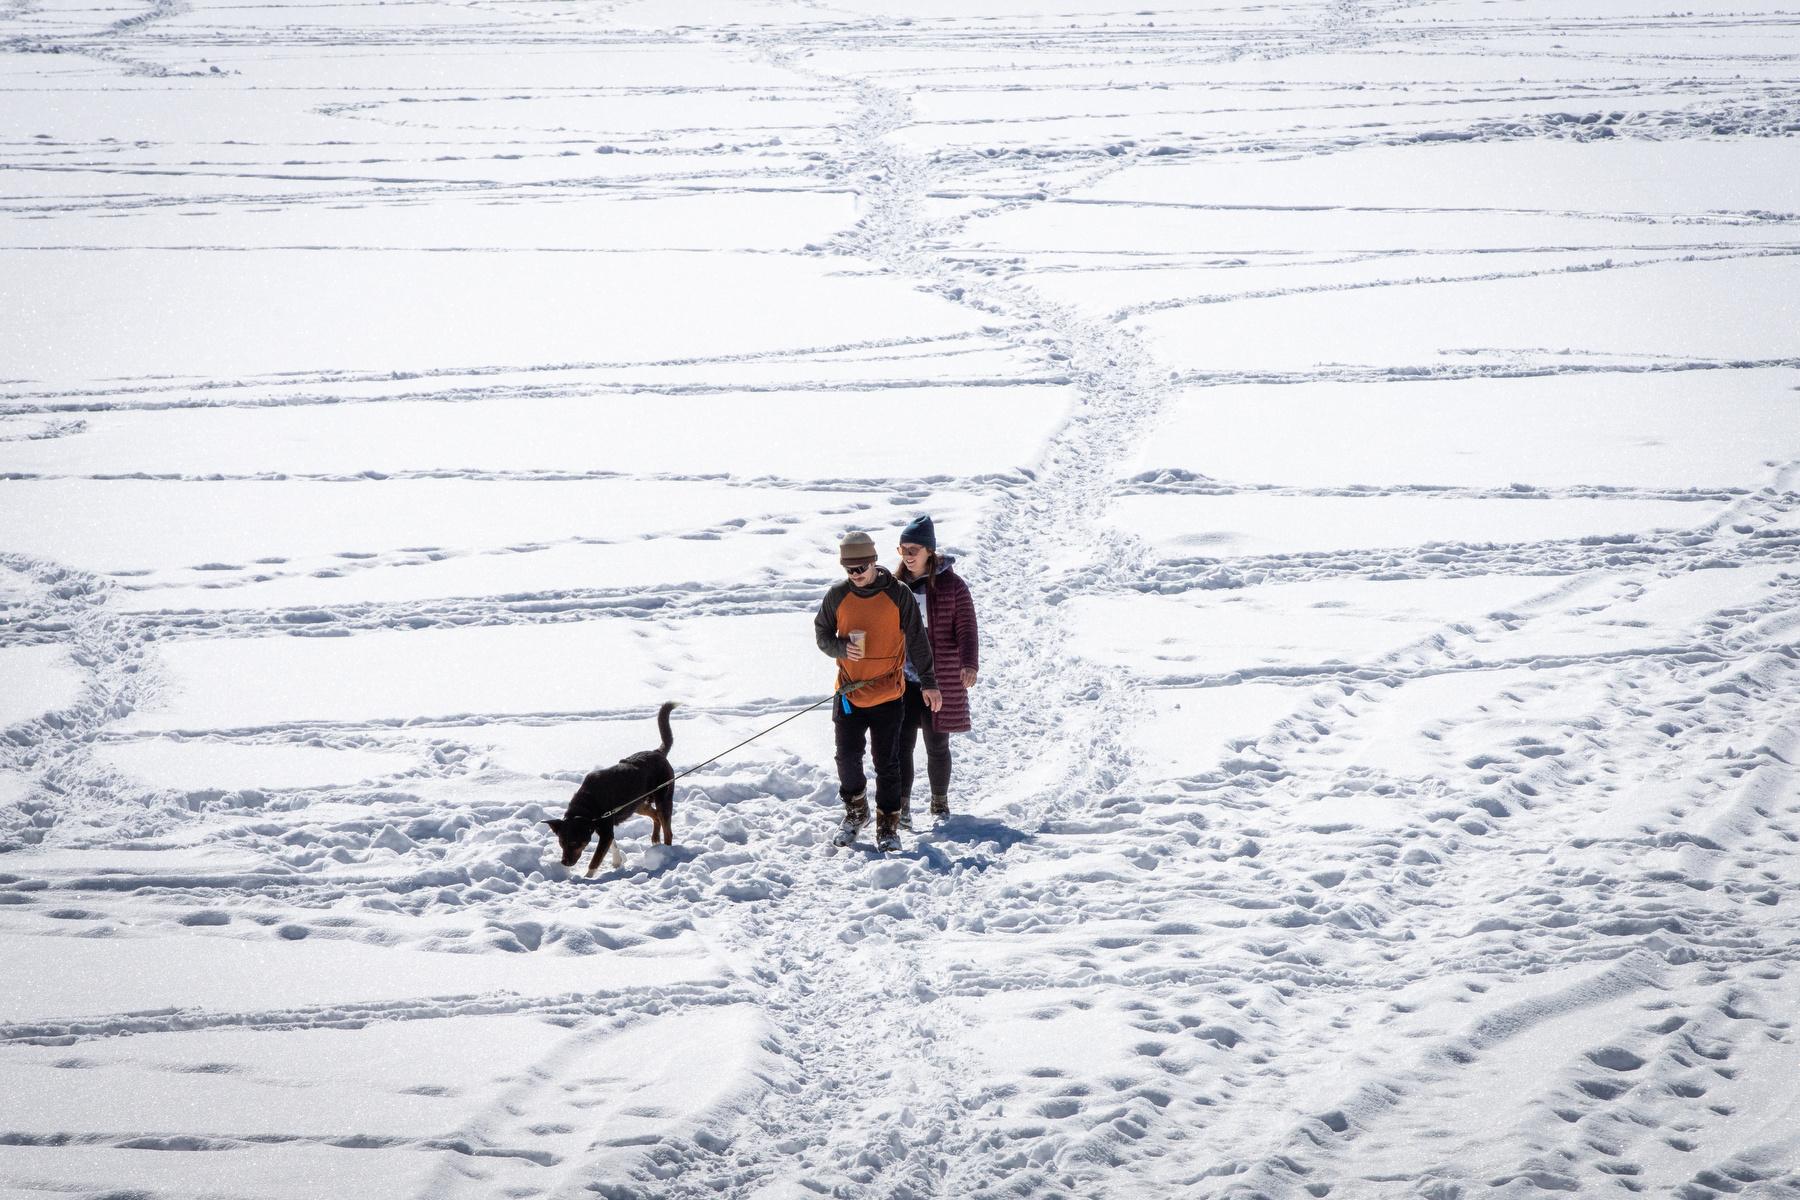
[812,515,981,851]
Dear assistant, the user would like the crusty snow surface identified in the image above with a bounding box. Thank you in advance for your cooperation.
[3,0,1800,1197]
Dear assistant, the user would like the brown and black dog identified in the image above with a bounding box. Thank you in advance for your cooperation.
[544,701,676,877]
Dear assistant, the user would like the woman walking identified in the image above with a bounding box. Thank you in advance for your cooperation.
[893,514,980,830]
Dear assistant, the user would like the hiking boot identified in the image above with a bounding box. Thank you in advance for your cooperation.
[875,808,902,852]
[898,804,914,833]
[929,793,950,818]
[833,792,868,847]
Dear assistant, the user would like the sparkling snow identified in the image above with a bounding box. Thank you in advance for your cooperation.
[4,0,1798,1197]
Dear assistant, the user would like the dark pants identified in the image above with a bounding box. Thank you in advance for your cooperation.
[834,696,906,815]
[899,679,952,800]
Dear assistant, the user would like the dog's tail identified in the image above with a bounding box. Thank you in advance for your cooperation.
[657,701,677,755]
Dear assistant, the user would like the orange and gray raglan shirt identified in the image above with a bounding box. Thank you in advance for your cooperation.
[814,566,937,708]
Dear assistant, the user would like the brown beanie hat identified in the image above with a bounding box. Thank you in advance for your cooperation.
[838,531,877,565]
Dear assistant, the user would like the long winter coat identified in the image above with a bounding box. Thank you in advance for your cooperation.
[898,557,979,734]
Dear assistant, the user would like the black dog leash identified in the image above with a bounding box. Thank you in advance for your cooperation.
[592,682,873,823]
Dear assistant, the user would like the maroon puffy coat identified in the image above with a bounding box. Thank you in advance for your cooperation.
[899,558,979,734]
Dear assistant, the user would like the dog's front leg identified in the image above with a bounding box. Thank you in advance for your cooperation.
[585,826,614,878]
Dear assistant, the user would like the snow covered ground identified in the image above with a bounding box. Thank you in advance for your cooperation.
[3,0,1798,1196]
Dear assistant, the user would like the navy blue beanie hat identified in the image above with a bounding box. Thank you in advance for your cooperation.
[900,514,936,551]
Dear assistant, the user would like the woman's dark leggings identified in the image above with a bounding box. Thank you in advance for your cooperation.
[899,679,952,799]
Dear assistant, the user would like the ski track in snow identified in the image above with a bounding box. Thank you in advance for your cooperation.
[3,0,1800,1197]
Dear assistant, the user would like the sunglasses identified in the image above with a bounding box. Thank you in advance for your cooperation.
[897,544,928,556]
[845,562,876,576]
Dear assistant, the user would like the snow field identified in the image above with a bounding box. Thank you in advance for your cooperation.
[1123,369,1800,492]
[3,0,1799,1197]
[0,250,995,387]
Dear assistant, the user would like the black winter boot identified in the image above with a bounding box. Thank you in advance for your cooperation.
[833,791,868,847]
[875,808,902,852]
[929,793,950,818]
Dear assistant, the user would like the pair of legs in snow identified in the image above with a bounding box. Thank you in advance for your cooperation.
[835,681,951,845]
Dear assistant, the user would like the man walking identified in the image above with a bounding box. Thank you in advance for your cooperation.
[814,531,941,850]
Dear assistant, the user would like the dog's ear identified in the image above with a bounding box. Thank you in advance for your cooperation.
[544,819,564,833]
